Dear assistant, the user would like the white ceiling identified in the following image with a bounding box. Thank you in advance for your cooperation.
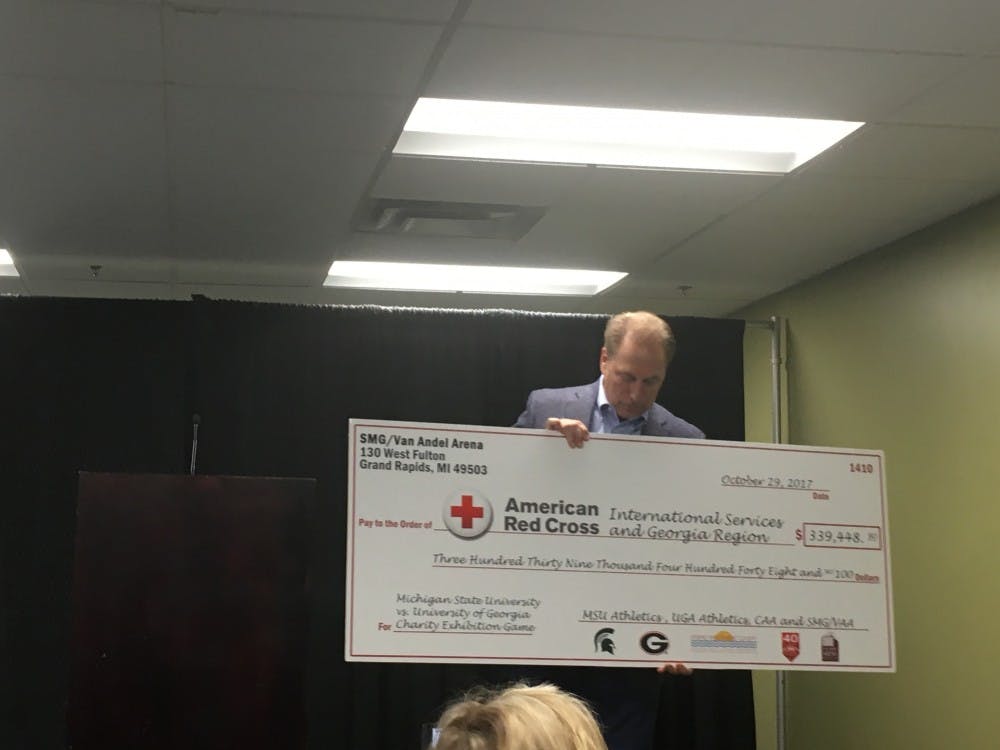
[2,0,999,315]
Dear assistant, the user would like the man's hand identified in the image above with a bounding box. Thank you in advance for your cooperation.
[656,662,693,676]
[545,417,590,448]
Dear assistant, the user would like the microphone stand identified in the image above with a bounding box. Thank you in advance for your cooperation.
[189,414,200,475]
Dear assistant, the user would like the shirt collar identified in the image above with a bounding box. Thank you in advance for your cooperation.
[597,376,651,430]
[597,375,612,411]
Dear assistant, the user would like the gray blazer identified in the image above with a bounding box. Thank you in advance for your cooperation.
[514,379,704,439]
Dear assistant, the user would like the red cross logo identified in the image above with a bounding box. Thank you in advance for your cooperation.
[442,490,493,539]
[450,494,484,529]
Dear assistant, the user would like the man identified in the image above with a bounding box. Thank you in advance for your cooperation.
[512,311,701,750]
[515,310,702,445]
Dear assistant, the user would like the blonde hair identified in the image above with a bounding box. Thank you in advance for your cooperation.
[434,683,607,750]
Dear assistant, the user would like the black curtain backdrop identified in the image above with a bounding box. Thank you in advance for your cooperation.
[0,297,751,750]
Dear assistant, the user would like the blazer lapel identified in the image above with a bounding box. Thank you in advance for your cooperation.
[642,405,669,436]
[561,380,599,426]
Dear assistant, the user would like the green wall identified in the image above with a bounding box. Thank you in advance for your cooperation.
[739,194,1000,748]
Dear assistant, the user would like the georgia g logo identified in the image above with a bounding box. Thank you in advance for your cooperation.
[640,631,670,655]
[442,490,493,539]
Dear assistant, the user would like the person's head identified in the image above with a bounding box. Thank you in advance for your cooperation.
[434,683,607,750]
[599,311,675,421]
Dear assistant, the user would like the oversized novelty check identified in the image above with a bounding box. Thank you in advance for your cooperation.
[345,420,894,672]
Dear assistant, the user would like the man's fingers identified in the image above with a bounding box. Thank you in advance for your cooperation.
[656,662,693,676]
[544,418,589,448]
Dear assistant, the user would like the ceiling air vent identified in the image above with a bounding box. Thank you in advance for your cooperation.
[359,198,545,241]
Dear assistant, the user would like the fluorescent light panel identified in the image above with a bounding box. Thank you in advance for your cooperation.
[0,248,18,277]
[326,261,625,296]
[396,98,863,173]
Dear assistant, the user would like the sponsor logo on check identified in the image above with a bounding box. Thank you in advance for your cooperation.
[821,633,840,662]
[594,627,616,654]
[640,631,670,654]
[442,490,493,539]
[781,631,801,661]
[690,630,758,653]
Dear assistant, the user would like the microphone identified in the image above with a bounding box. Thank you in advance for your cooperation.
[190,413,200,475]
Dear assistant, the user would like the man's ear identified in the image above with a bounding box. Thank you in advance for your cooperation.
[599,347,609,375]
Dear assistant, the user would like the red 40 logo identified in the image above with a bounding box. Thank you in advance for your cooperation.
[781,632,800,661]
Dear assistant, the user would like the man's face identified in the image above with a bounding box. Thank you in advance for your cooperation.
[599,333,667,420]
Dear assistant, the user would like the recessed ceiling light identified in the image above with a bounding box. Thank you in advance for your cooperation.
[325,261,626,296]
[0,248,18,277]
[395,98,863,173]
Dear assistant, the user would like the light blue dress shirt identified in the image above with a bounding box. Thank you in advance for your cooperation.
[591,375,650,435]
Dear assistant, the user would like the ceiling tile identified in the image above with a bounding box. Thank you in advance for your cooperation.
[463,0,755,39]
[427,28,720,109]
[198,0,457,23]
[513,169,779,268]
[170,85,411,156]
[687,45,964,120]
[0,78,169,258]
[466,0,1000,56]
[0,0,162,81]
[465,0,1000,54]
[803,124,1000,181]
[887,59,1000,127]
[427,27,964,119]
[362,166,778,271]
[745,174,1000,225]
[643,208,929,294]
[165,7,443,95]
[194,0,460,22]
[170,88,382,263]
[733,0,1000,55]
[373,156,588,206]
